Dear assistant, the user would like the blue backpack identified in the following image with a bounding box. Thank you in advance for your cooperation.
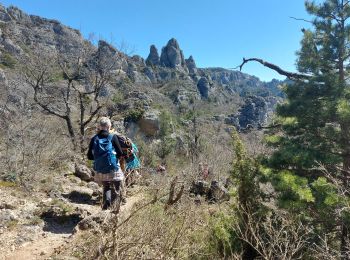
[92,134,119,173]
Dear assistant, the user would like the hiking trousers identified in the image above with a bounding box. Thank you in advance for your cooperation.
[102,180,122,210]
[94,169,126,209]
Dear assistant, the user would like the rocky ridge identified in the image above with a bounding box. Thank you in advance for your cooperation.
[0,3,284,133]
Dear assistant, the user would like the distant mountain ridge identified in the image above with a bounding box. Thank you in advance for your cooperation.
[0,3,284,129]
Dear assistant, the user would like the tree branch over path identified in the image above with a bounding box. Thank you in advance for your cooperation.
[235,58,311,81]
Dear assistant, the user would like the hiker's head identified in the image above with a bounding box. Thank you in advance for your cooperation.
[98,117,111,131]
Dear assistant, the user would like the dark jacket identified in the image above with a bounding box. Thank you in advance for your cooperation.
[87,130,124,160]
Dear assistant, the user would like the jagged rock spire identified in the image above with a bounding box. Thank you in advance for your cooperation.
[160,38,187,71]
[145,44,160,66]
[185,55,197,74]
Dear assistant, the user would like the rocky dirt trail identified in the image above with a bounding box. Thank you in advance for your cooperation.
[1,175,143,260]
[3,232,71,260]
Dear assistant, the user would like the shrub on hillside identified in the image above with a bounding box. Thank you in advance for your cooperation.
[1,52,16,68]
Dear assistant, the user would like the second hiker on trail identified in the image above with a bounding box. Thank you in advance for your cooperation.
[87,117,125,210]
[110,127,141,187]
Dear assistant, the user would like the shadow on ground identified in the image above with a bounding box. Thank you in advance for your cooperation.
[40,212,83,234]
[63,190,99,205]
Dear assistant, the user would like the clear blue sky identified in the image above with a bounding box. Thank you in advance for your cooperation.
[1,0,311,81]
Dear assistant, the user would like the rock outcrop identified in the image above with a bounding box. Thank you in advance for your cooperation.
[224,95,281,130]
[145,44,160,66]
[0,5,11,22]
[201,67,284,97]
[97,40,128,71]
[185,55,197,74]
[143,67,157,83]
[137,109,161,137]
[197,77,210,99]
[98,40,117,56]
[0,2,284,133]
[130,55,145,66]
[74,164,93,182]
[238,96,268,128]
[160,38,188,72]
[0,4,85,58]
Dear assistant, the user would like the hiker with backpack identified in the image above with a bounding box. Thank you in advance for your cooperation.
[110,125,141,187]
[124,141,141,186]
[87,117,125,211]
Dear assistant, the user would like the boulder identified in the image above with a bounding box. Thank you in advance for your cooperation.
[145,44,160,66]
[86,181,101,197]
[74,164,93,182]
[207,181,230,202]
[77,211,109,231]
[190,180,230,203]
[190,180,211,196]
[137,109,160,136]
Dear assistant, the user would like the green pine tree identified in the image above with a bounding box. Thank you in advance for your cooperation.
[263,0,350,257]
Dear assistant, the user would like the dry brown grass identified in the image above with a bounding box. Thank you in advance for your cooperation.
[0,108,72,188]
[66,163,232,260]
[96,199,212,259]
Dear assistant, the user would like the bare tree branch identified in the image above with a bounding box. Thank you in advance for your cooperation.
[290,16,313,23]
[235,58,310,80]
[32,85,66,119]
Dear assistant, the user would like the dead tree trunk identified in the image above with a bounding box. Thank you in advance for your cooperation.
[165,176,184,210]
